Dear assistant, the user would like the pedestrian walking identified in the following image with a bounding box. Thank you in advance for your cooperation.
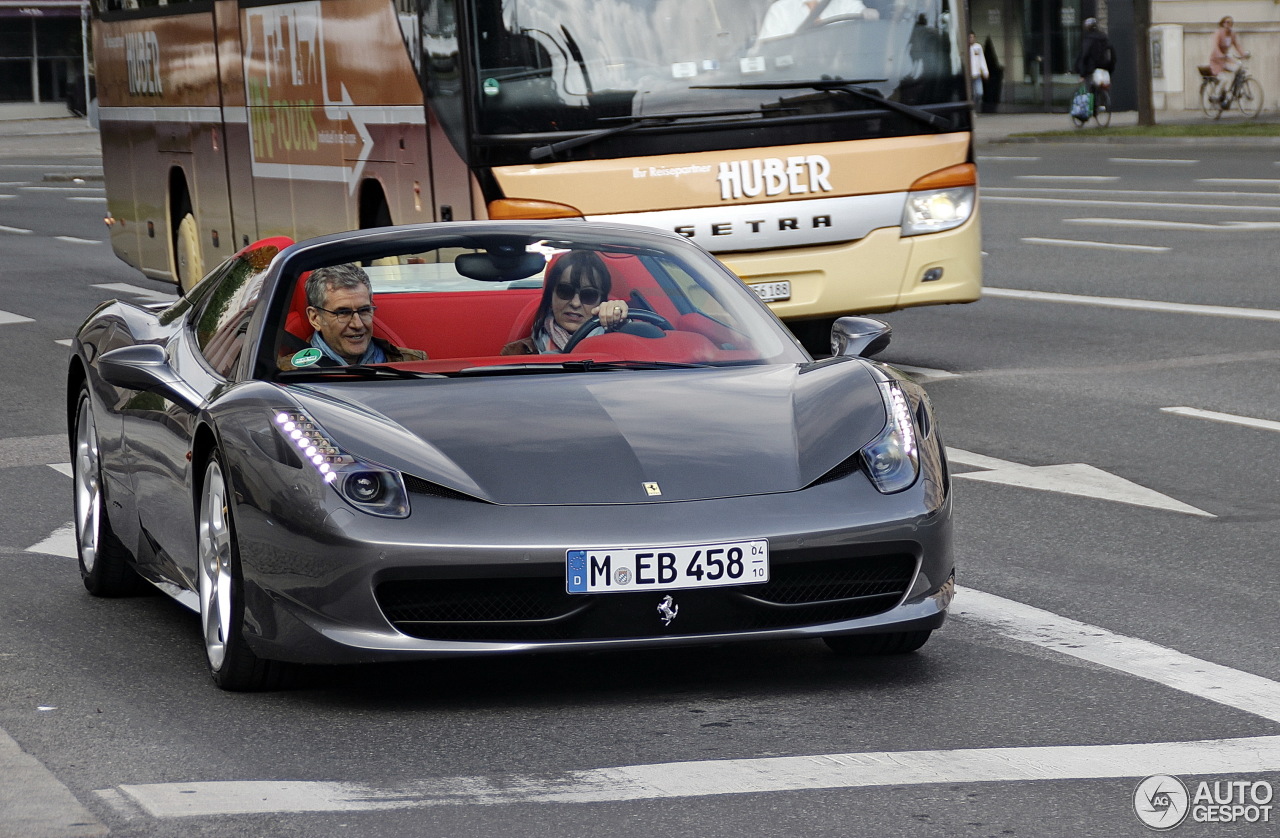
[968,33,990,103]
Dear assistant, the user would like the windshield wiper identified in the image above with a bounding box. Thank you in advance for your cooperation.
[277,365,443,381]
[693,79,957,132]
[530,108,775,162]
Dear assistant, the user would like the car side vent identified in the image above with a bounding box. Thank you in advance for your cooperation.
[808,453,862,488]
[402,474,484,502]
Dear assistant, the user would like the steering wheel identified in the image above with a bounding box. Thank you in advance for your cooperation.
[561,309,674,353]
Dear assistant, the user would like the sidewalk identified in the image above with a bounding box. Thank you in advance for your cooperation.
[0,104,101,157]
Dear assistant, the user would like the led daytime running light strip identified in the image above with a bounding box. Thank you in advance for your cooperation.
[886,383,917,458]
[274,411,354,484]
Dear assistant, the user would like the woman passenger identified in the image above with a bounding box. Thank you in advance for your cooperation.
[501,250,629,354]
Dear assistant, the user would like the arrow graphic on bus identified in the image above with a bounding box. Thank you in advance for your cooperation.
[243,2,375,193]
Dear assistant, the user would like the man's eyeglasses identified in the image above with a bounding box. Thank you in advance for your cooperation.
[553,283,603,307]
[314,305,377,321]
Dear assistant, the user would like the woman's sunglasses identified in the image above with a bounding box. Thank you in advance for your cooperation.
[554,283,603,307]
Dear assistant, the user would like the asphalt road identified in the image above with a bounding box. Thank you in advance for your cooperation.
[1,137,1278,838]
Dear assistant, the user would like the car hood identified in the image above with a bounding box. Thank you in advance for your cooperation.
[288,361,888,505]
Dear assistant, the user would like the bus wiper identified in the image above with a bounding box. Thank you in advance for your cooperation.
[693,80,957,132]
[277,365,443,381]
[529,108,772,162]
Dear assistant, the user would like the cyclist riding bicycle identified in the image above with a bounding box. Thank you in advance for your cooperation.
[1209,15,1250,105]
[1074,17,1115,98]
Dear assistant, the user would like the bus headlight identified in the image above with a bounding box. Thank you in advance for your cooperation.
[901,185,975,236]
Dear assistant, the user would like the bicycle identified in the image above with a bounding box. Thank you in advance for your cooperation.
[1199,61,1264,119]
[1070,82,1111,129]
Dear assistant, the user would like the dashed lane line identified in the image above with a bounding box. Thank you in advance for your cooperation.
[1063,217,1280,232]
[1107,157,1199,165]
[0,309,34,325]
[1162,407,1280,434]
[55,236,102,245]
[1015,175,1119,182]
[0,224,32,234]
[983,196,1280,213]
[1020,237,1170,253]
[984,287,1280,322]
[100,586,1280,817]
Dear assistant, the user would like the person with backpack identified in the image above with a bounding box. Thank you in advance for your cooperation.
[1074,17,1115,92]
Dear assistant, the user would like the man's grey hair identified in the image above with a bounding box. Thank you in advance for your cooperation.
[306,263,372,309]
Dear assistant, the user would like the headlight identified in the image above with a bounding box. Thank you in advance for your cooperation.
[901,185,975,236]
[860,381,919,493]
[273,410,410,517]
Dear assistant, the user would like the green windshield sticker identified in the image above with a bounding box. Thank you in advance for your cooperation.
[482,78,500,97]
[291,348,322,367]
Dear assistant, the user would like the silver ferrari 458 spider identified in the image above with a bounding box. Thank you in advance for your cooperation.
[68,221,953,690]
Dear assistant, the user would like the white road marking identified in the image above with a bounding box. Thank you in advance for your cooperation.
[1021,237,1170,253]
[891,363,959,381]
[957,587,1280,722]
[1197,178,1280,186]
[26,523,77,558]
[0,224,33,234]
[1162,407,1280,433]
[56,339,72,347]
[1015,175,1119,182]
[1108,157,1199,165]
[0,309,35,325]
[113,735,1280,817]
[947,449,1213,516]
[50,463,72,478]
[1,729,108,836]
[55,236,101,245]
[68,196,107,203]
[100,587,1280,817]
[983,196,1280,213]
[988,186,1280,200]
[976,156,1040,162]
[1063,217,1280,232]
[20,185,105,192]
[984,287,1280,322]
[91,282,177,302]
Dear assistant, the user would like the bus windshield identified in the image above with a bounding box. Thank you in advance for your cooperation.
[469,0,963,135]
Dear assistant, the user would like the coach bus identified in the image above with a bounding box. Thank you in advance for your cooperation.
[92,0,981,345]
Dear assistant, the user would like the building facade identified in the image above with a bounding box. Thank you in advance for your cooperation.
[0,0,88,106]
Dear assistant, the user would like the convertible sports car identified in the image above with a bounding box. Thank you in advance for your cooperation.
[68,221,953,690]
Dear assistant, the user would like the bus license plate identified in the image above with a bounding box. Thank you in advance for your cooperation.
[749,281,791,302]
[566,540,769,594]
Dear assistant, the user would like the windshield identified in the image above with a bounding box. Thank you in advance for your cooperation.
[273,226,807,376]
[468,0,964,135]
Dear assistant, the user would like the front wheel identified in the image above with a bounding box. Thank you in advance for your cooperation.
[1093,89,1111,127]
[1237,77,1264,118]
[823,630,932,656]
[198,456,286,691]
[73,386,145,596]
[1200,80,1221,118]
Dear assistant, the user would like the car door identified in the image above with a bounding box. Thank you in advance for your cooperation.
[128,243,276,590]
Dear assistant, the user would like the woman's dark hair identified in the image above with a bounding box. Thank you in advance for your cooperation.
[532,250,612,335]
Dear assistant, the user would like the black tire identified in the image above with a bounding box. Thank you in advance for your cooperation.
[823,630,932,656]
[1200,81,1220,118]
[1093,89,1111,128]
[72,385,146,596]
[197,455,287,691]
[1237,77,1263,118]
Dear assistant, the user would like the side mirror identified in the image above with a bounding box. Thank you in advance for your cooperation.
[830,317,891,358]
[98,344,202,411]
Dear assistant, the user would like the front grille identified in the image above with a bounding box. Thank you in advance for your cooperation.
[375,553,917,642]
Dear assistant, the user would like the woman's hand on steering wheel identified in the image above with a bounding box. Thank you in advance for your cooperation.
[561,308,675,353]
[593,299,629,329]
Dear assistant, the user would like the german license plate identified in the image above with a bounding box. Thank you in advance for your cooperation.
[749,281,791,302]
[566,540,769,594]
